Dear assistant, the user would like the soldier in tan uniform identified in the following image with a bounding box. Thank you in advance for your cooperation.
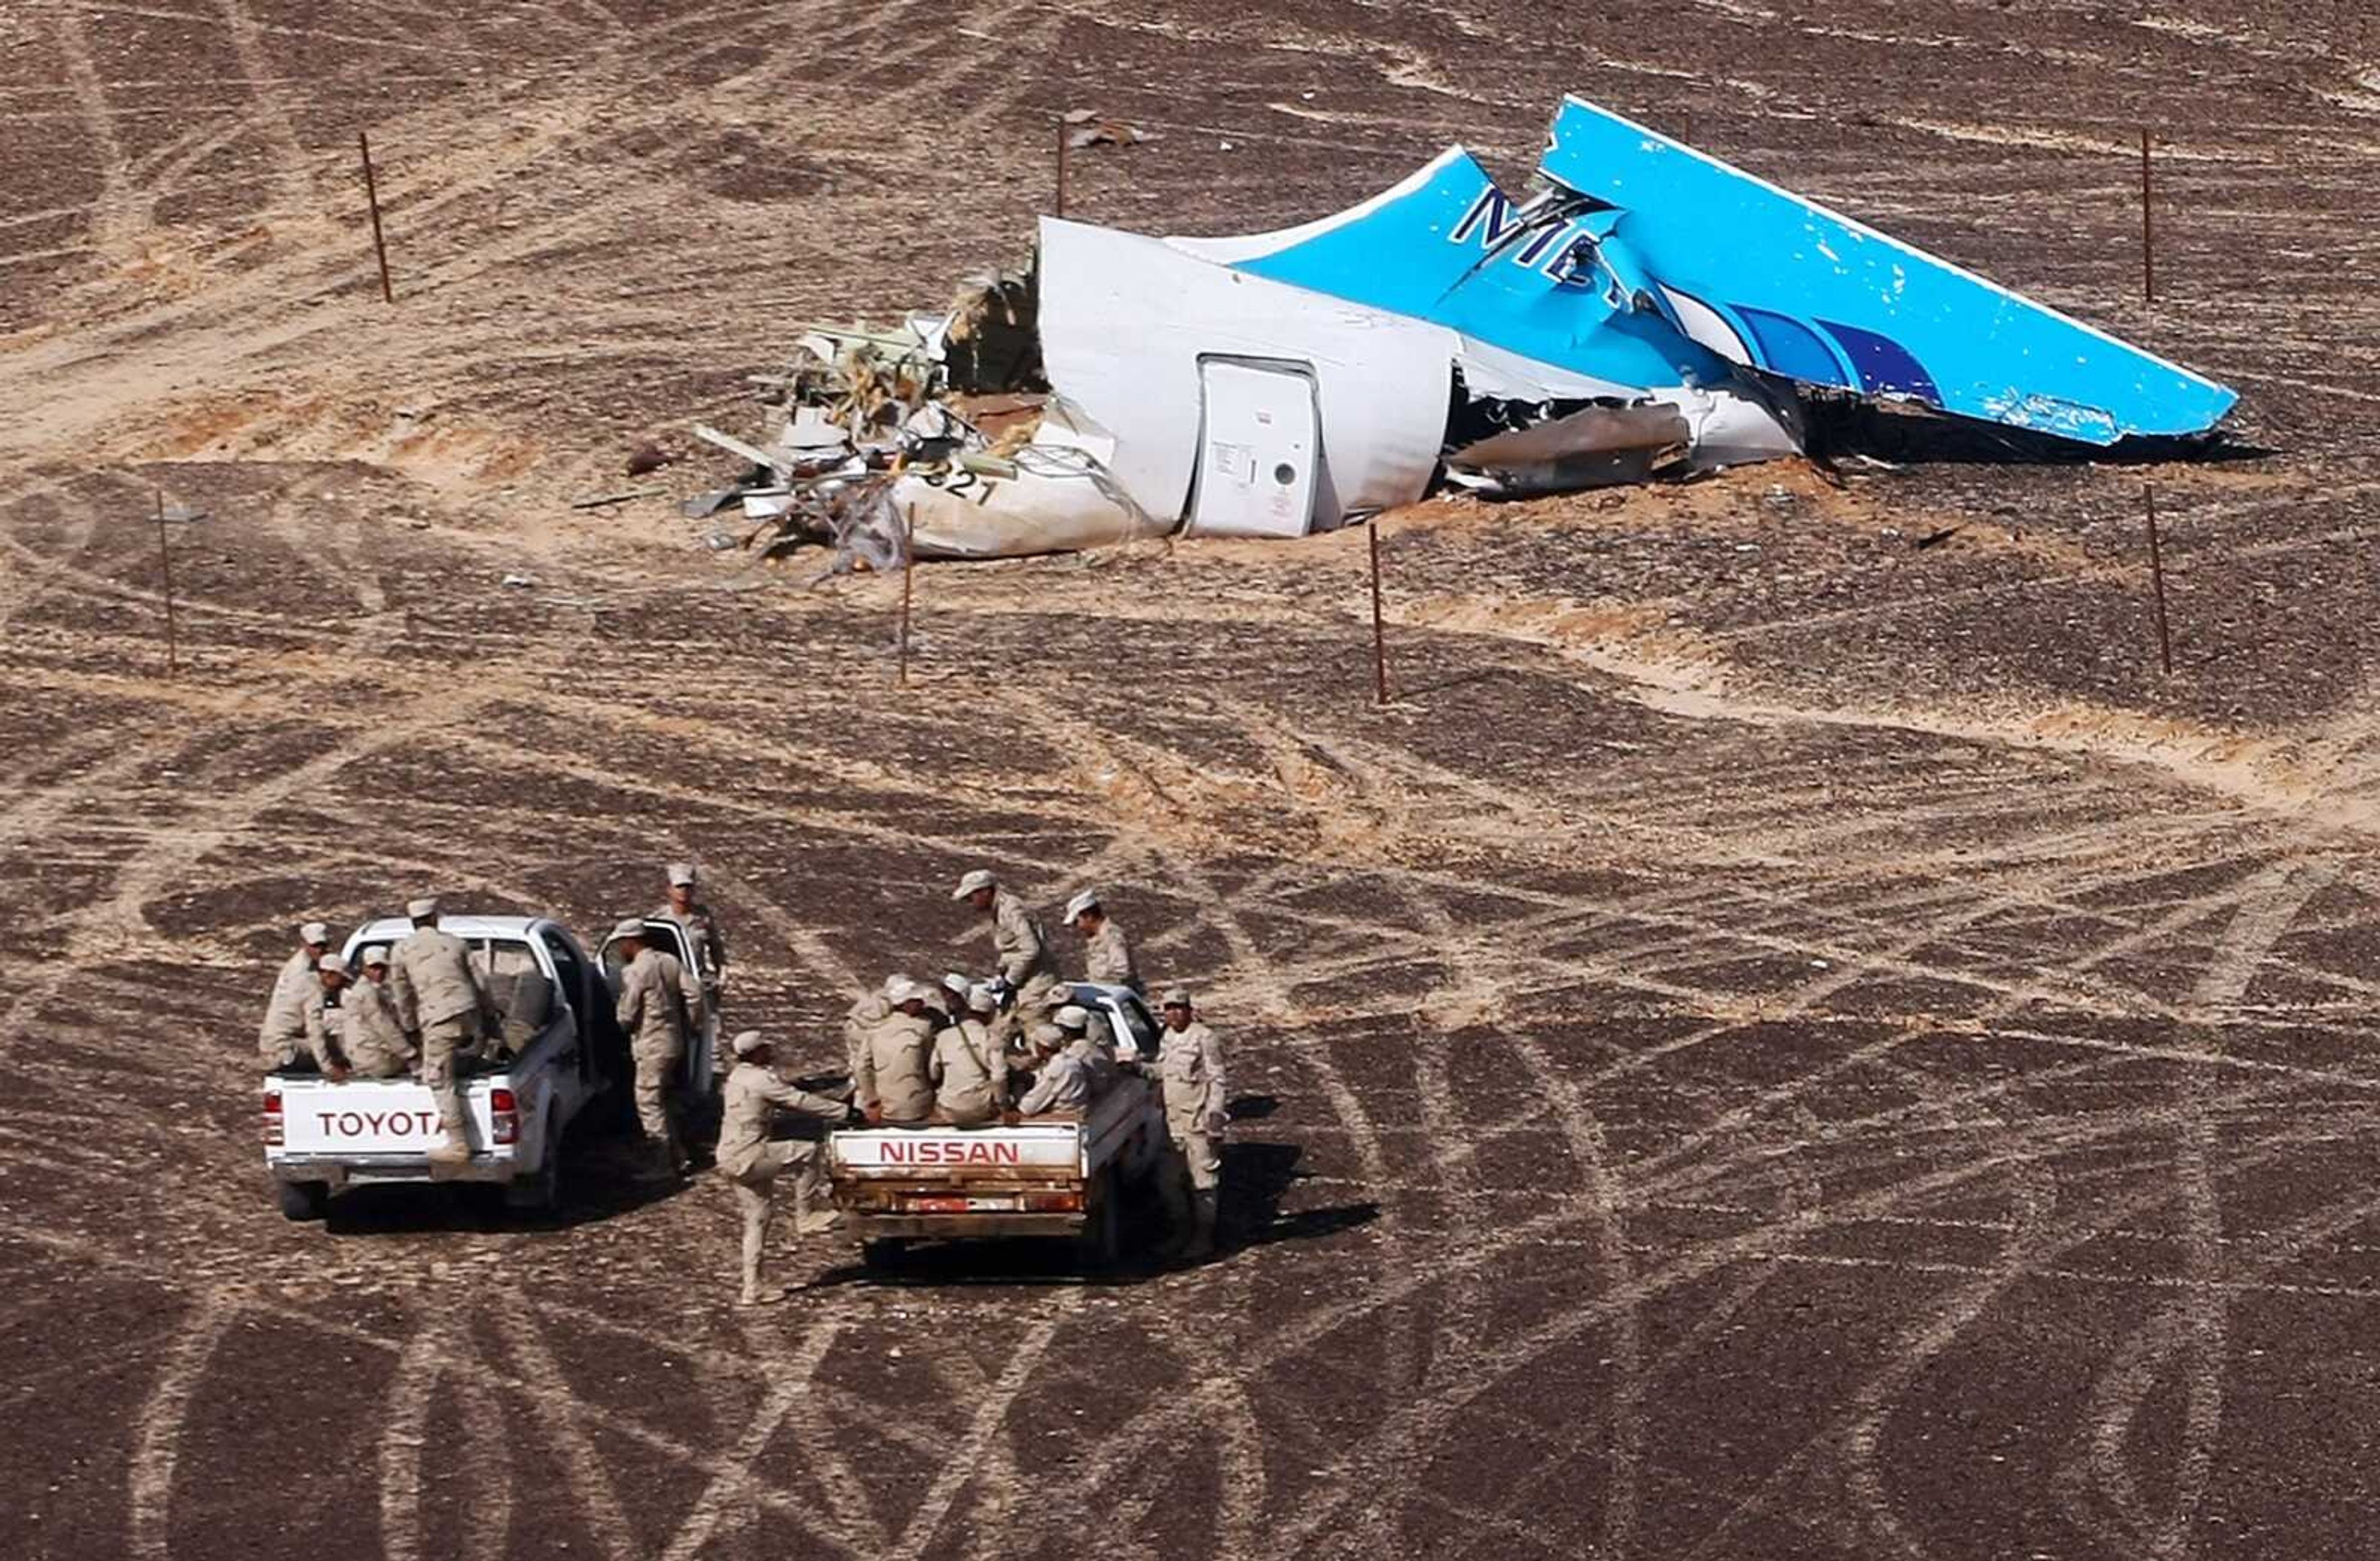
[1157,989,1228,1258]
[340,945,415,1079]
[930,983,1008,1126]
[855,979,936,1126]
[388,897,501,1165]
[953,868,1060,1012]
[257,920,333,1070]
[611,917,704,1179]
[655,865,726,1054]
[717,1030,853,1306]
[843,976,901,1084]
[1016,1006,1098,1115]
[298,956,354,1079]
[1064,890,1144,996]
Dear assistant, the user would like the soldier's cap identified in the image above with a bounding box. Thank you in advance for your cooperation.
[610,916,650,943]
[406,896,441,919]
[666,862,696,887]
[1161,988,1194,1009]
[888,976,930,1005]
[1042,984,1075,1009]
[941,971,971,996]
[966,981,1001,1012]
[879,973,908,999]
[1054,1004,1090,1032]
[1062,889,1101,921]
[361,945,390,967]
[317,954,350,975]
[299,919,330,945]
[951,868,997,900]
[730,1029,770,1058]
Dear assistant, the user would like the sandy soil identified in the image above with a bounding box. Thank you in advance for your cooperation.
[7,3,2380,1559]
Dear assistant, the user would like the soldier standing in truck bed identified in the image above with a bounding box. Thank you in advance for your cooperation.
[389,897,501,1167]
[953,868,1059,1011]
[1064,890,1144,996]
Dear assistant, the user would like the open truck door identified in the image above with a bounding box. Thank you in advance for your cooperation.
[596,919,718,1101]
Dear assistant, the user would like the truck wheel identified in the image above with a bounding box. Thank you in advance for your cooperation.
[860,1239,909,1271]
[276,1181,330,1223]
[505,1120,564,1214]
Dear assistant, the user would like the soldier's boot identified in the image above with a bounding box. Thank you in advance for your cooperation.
[791,1169,841,1234]
[1183,1190,1218,1260]
[737,1237,783,1306]
[633,1135,677,1183]
[426,1133,472,1175]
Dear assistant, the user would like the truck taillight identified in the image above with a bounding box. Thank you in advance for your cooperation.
[263,1088,283,1147]
[1024,1192,1081,1213]
[490,1088,518,1146]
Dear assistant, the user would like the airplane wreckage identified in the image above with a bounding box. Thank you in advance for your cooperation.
[689,95,2239,567]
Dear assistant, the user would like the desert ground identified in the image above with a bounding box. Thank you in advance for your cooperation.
[6,2,2380,1557]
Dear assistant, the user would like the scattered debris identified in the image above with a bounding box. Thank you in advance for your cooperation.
[1913,524,1965,551]
[501,572,538,589]
[1445,404,1691,496]
[625,443,672,477]
[1063,107,1155,149]
[156,505,211,524]
[674,93,2236,568]
[570,489,663,511]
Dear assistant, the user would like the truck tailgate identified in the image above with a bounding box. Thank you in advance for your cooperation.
[275,1078,500,1157]
[829,1123,1083,1177]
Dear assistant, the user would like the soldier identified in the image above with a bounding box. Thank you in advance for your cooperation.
[844,976,901,1084]
[1157,989,1228,1259]
[717,1030,853,1307]
[930,982,1008,1126]
[855,979,936,1126]
[611,917,704,1178]
[654,862,726,991]
[305,956,353,1080]
[257,920,332,1070]
[388,897,502,1167]
[1016,1006,1098,1115]
[994,981,1070,1065]
[952,868,1060,1012]
[341,945,415,1079]
[938,972,973,1025]
[1064,890,1143,996]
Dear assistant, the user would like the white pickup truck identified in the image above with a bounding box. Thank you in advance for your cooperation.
[825,981,1171,1266]
[263,914,716,1221]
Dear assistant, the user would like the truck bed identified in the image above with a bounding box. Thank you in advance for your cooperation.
[826,1077,1166,1242]
[268,1070,530,1185]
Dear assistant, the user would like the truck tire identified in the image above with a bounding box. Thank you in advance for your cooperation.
[860,1238,909,1271]
[505,1118,563,1214]
[277,1181,330,1223]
